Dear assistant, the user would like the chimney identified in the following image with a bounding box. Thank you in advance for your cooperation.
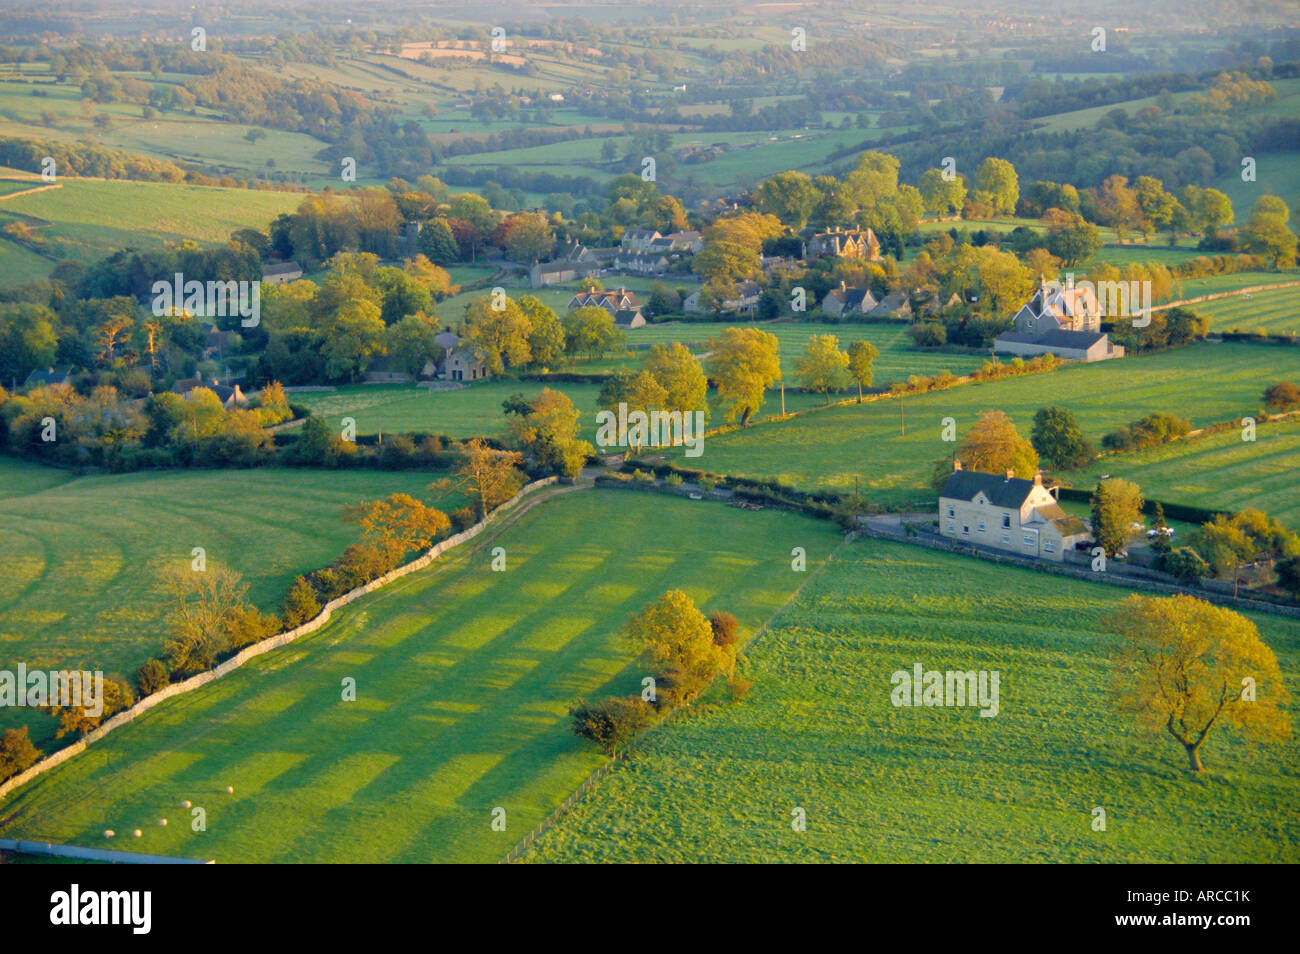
[952,460,962,472]
[1005,468,1014,480]
[1033,472,1042,486]
[840,280,846,292]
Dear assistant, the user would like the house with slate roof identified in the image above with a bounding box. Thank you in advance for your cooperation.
[821,281,879,318]
[938,462,1090,562]
[993,276,1124,362]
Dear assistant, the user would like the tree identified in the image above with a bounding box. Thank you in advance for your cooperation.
[692,240,761,283]
[706,327,781,425]
[420,218,461,264]
[1263,381,1300,412]
[1090,478,1144,558]
[385,311,441,377]
[957,410,1039,478]
[1195,516,1259,598]
[1043,208,1101,266]
[563,306,622,360]
[1241,195,1297,269]
[0,726,41,781]
[569,696,654,755]
[507,387,593,478]
[794,334,851,404]
[624,589,735,694]
[47,677,132,739]
[917,167,966,216]
[752,170,821,229]
[709,610,740,648]
[641,342,707,414]
[499,212,553,263]
[159,562,255,677]
[134,658,170,696]
[847,339,879,403]
[282,575,322,628]
[461,294,531,373]
[344,492,452,560]
[321,298,386,382]
[1092,175,1142,242]
[518,295,565,368]
[1180,186,1233,238]
[1030,406,1095,469]
[974,157,1018,215]
[1164,547,1209,584]
[1106,595,1290,771]
[453,438,526,519]
[1149,502,1173,560]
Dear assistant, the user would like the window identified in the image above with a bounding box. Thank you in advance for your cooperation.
[946,507,955,518]
[946,522,955,533]
[1044,541,1055,553]
[977,521,986,533]
[962,525,970,536]
[1001,514,1011,529]
[1023,534,1036,548]
[1001,533,1011,544]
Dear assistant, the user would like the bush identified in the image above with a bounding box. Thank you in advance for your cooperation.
[632,468,654,483]
[450,505,478,532]
[709,610,740,648]
[1163,547,1210,584]
[664,472,683,488]
[568,696,655,755]
[134,658,170,697]
[727,676,754,702]
[697,475,717,492]
[0,726,42,782]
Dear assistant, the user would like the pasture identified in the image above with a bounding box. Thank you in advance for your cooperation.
[1073,416,1300,528]
[678,342,1300,508]
[1195,284,1300,335]
[0,491,841,863]
[0,460,459,746]
[528,539,1300,863]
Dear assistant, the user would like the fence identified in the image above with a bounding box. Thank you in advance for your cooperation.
[0,477,558,802]
[0,837,213,864]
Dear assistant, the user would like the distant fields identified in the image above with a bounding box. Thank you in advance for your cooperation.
[1074,416,1300,528]
[0,461,460,747]
[0,491,841,863]
[678,343,1300,508]
[527,539,1300,863]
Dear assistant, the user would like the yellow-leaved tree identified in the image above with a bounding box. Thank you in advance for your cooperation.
[1106,594,1290,771]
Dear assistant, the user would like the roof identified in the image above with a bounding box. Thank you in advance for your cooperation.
[262,262,303,276]
[995,329,1106,349]
[939,470,1037,509]
[1034,502,1089,537]
[23,366,71,387]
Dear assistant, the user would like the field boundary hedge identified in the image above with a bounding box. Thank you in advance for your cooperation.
[0,477,559,803]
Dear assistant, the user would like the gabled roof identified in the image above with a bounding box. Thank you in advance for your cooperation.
[939,470,1037,509]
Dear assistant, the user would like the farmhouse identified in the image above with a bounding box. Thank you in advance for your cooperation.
[568,287,646,327]
[530,240,601,288]
[22,366,72,390]
[993,277,1124,362]
[261,261,304,285]
[806,226,880,261]
[937,462,1090,562]
[430,330,488,381]
[822,282,879,318]
[620,228,662,252]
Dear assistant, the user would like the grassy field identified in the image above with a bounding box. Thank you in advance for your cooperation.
[0,177,302,282]
[526,539,1300,862]
[1073,416,1300,528]
[0,491,841,863]
[0,460,459,746]
[1195,284,1300,335]
[678,342,1300,507]
[627,320,987,383]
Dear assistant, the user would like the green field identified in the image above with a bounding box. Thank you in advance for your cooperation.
[678,342,1300,507]
[527,539,1300,862]
[1074,417,1300,528]
[1195,284,1300,335]
[0,177,302,283]
[627,320,987,383]
[0,491,841,863]
[0,460,459,746]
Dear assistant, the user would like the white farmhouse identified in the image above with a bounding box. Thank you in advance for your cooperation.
[937,462,1090,562]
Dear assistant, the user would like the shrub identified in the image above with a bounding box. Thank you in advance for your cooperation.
[1163,547,1210,584]
[450,505,478,532]
[664,472,683,488]
[568,696,655,755]
[632,468,654,483]
[134,658,170,697]
[728,676,754,702]
[709,610,740,648]
[0,726,42,782]
[697,475,717,492]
